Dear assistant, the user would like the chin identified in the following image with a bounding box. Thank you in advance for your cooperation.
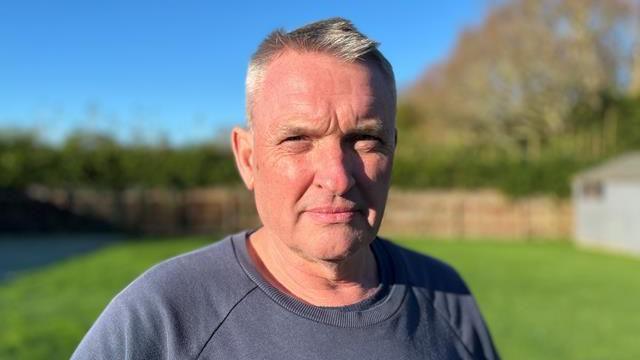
[306,225,374,261]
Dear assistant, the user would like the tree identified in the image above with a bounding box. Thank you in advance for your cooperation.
[406,0,639,158]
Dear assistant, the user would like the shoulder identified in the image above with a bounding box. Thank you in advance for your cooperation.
[376,238,469,294]
[376,238,475,325]
[118,233,255,308]
[72,232,257,360]
[377,238,500,360]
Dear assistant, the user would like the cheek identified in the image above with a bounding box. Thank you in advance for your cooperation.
[255,152,314,204]
[361,155,393,186]
[360,155,393,209]
[281,157,309,181]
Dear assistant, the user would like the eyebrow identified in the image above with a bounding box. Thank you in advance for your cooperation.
[275,119,386,136]
[275,124,313,136]
[351,121,384,134]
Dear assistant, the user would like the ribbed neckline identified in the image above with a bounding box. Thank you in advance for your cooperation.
[231,230,407,328]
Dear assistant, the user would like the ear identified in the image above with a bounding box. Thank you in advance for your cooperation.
[231,127,255,190]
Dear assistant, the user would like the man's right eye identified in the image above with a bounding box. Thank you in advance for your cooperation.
[281,135,306,143]
[278,135,313,152]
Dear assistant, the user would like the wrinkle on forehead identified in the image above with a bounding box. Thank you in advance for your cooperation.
[256,90,388,136]
[274,117,386,136]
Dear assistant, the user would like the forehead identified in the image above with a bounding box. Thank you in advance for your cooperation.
[251,50,394,131]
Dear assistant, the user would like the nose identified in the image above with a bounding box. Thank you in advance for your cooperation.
[314,143,356,196]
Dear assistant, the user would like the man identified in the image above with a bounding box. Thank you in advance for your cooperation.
[72,18,499,359]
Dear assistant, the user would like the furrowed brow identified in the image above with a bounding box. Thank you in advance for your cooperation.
[351,120,388,136]
[355,122,383,132]
[275,124,316,136]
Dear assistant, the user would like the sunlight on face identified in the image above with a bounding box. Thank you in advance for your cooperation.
[249,50,395,262]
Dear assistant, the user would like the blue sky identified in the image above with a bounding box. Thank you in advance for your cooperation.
[0,0,488,145]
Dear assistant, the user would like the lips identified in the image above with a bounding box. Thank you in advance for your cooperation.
[304,206,361,223]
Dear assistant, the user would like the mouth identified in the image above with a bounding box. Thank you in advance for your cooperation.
[304,206,362,224]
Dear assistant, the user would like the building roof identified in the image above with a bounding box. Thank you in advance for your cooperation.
[574,152,640,183]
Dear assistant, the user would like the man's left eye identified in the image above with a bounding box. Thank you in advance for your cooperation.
[351,134,386,153]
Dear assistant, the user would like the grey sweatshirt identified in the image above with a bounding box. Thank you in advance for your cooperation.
[71,231,499,359]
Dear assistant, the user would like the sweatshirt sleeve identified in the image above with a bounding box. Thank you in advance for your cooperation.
[70,284,171,360]
[434,290,500,360]
[70,238,257,360]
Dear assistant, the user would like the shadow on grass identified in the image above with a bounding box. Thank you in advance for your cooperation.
[0,234,125,282]
[0,188,130,282]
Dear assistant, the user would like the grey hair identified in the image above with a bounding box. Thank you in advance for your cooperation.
[245,17,396,126]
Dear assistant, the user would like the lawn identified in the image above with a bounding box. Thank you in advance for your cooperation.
[1,236,639,359]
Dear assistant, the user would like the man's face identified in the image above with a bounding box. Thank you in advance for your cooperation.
[235,50,396,263]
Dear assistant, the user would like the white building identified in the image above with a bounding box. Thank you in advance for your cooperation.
[573,152,640,255]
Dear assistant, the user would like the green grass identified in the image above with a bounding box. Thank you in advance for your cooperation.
[1,237,639,359]
[0,237,213,360]
[398,239,640,359]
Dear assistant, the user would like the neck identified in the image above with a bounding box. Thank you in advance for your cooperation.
[247,228,379,307]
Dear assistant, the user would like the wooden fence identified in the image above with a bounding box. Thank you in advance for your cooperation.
[17,186,572,240]
[381,189,572,240]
